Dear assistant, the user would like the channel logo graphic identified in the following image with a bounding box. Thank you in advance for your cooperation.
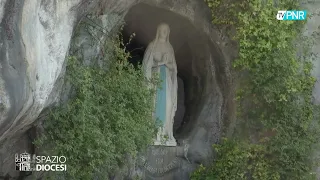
[15,152,67,172]
[277,10,307,20]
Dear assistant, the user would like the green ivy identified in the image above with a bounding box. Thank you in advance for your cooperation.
[34,33,157,179]
[192,0,320,179]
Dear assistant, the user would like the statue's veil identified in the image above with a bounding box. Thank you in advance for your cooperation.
[142,23,172,80]
[149,23,171,53]
[154,23,170,43]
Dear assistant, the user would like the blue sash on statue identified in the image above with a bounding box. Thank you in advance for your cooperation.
[155,65,166,125]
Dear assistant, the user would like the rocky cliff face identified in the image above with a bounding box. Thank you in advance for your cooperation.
[306,1,320,105]
[304,1,320,177]
[0,0,98,177]
[0,0,319,179]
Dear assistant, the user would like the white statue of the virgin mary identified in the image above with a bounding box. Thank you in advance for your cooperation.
[142,23,177,146]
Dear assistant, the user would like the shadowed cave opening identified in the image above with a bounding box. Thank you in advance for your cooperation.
[121,3,218,141]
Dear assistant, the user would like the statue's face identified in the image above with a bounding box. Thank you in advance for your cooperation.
[159,25,169,40]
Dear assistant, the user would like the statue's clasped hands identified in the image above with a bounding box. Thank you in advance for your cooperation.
[162,53,175,71]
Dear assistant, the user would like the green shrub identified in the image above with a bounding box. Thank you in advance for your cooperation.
[191,138,280,180]
[35,33,157,179]
[192,0,320,179]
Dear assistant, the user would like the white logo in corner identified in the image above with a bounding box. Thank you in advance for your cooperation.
[277,10,286,20]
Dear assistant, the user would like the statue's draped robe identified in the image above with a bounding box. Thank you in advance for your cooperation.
[142,41,177,139]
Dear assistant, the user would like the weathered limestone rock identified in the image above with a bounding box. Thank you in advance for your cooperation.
[0,0,102,177]
[303,0,320,178]
[0,0,319,179]
[305,1,320,105]
[0,0,6,23]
